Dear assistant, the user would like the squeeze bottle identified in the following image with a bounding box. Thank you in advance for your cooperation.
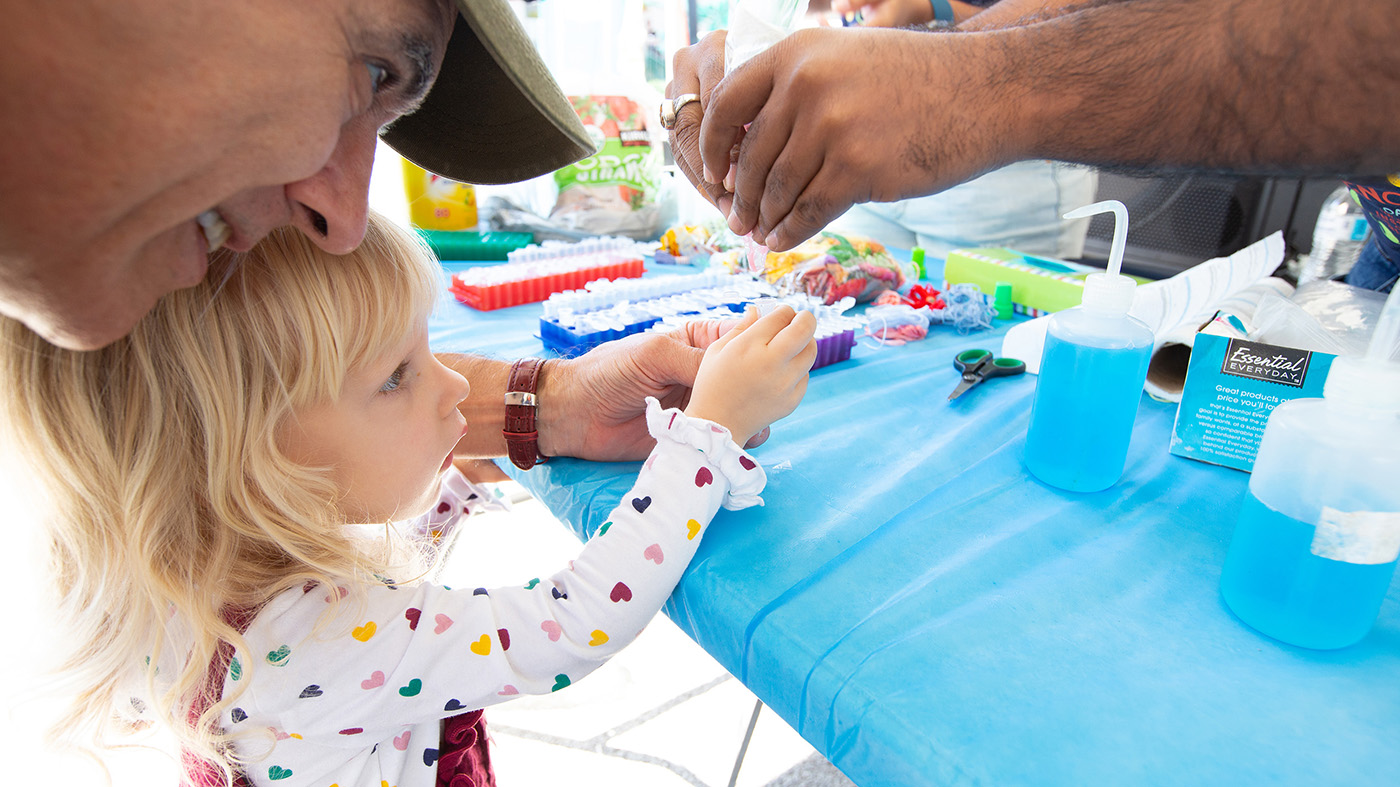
[1219,285,1400,649]
[1024,201,1153,492]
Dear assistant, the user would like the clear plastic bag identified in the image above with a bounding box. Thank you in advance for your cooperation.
[1250,280,1390,357]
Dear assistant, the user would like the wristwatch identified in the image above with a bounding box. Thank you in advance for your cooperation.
[929,0,955,27]
[504,357,549,471]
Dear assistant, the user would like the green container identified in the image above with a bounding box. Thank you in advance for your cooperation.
[416,229,533,261]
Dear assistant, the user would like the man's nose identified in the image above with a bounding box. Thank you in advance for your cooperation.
[283,117,378,255]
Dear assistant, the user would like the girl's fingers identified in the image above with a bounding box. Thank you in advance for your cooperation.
[706,306,760,354]
[766,310,818,359]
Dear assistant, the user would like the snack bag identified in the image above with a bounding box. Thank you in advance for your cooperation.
[550,95,663,239]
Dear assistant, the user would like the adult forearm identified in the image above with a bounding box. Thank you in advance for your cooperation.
[440,353,512,457]
[987,0,1400,176]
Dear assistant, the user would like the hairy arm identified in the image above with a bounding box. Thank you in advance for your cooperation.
[988,0,1400,176]
[703,0,1400,250]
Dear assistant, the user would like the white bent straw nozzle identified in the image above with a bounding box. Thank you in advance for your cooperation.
[1064,200,1135,315]
[1064,200,1129,276]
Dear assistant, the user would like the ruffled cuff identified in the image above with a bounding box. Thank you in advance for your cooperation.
[644,396,766,510]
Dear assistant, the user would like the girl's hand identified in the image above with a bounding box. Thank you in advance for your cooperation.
[684,305,818,446]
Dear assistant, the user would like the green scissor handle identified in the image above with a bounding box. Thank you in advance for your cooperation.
[948,349,1026,400]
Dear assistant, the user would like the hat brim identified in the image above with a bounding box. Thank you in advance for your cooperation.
[380,0,595,185]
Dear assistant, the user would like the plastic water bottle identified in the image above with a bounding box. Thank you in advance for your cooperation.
[1219,285,1400,649]
[1024,201,1154,492]
[1298,184,1371,285]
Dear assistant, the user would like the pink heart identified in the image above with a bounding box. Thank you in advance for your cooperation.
[272,728,290,741]
[643,544,664,564]
[323,586,348,603]
[498,684,519,696]
[710,425,724,433]
[610,582,633,603]
[434,614,454,634]
[739,455,756,471]
[360,670,385,690]
[394,730,411,751]
[541,620,562,642]
[695,466,713,487]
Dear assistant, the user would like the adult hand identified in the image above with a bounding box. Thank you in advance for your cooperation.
[667,30,734,216]
[537,318,770,462]
[832,0,934,28]
[699,27,1018,251]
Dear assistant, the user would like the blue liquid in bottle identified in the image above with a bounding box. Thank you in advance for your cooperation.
[1221,490,1398,650]
[1024,321,1153,492]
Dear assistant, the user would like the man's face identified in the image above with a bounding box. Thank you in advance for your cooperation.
[0,0,456,349]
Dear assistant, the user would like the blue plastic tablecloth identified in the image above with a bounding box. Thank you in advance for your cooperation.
[429,262,1400,786]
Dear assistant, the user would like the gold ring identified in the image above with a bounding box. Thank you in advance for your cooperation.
[659,93,701,131]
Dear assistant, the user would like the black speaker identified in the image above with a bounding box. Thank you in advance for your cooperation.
[1076,171,1340,280]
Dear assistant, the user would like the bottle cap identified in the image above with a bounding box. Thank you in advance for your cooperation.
[1064,200,1137,316]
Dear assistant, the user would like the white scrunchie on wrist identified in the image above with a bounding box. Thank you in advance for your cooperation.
[643,397,767,510]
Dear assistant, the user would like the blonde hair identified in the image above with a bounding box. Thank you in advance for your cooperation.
[0,212,442,782]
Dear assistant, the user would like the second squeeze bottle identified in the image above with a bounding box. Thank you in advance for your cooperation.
[1024,201,1153,492]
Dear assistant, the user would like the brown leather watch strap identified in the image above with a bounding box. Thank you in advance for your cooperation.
[504,357,548,471]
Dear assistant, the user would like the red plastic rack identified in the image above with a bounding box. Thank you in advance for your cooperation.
[449,256,645,311]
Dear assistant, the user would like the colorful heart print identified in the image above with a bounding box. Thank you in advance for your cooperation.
[551,587,568,600]
[644,544,664,564]
[434,613,454,634]
[598,520,613,536]
[352,622,376,642]
[228,656,242,681]
[338,727,364,735]
[470,635,491,656]
[552,674,571,692]
[473,587,489,596]
[541,620,562,641]
[525,578,540,590]
[436,501,451,514]
[498,685,519,696]
[498,628,511,651]
[230,707,247,723]
[267,766,292,781]
[394,731,411,751]
[444,699,465,712]
[423,748,440,767]
[323,585,349,603]
[399,678,423,697]
[361,670,385,690]
[404,607,421,630]
[632,496,651,513]
[695,467,714,487]
[739,455,757,470]
[686,519,701,540]
[266,645,291,666]
[610,582,633,602]
[298,685,323,699]
[589,630,609,646]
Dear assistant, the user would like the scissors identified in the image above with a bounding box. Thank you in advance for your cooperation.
[948,349,1027,400]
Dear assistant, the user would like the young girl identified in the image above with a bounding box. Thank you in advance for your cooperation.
[0,213,817,786]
